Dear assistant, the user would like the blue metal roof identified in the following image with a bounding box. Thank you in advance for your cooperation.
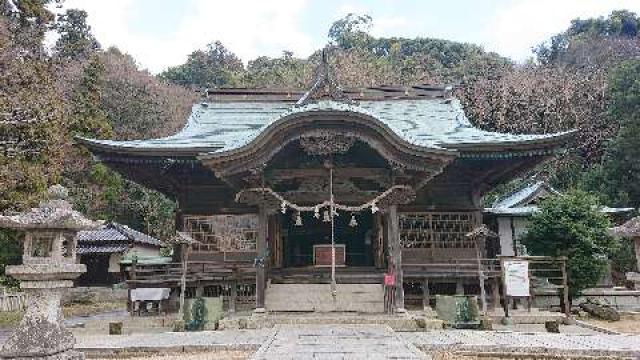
[79,98,572,156]
[485,181,633,216]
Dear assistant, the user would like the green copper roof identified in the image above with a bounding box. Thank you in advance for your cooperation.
[78,98,572,156]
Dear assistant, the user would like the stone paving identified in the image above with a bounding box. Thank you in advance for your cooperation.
[401,330,640,357]
[76,329,272,353]
[5,323,640,358]
[251,325,425,360]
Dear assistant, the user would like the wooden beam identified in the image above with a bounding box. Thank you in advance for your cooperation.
[267,167,391,180]
[255,205,268,313]
[387,205,405,312]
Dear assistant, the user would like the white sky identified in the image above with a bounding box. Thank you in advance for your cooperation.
[56,0,640,74]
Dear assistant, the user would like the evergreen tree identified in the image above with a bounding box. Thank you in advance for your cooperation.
[160,41,244,88]
[69,54,111,137]
[521,191,617,298]
[54,9,101,61]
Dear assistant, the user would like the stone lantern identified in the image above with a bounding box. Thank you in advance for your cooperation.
[0,185,100,360]
[610,216,640,289]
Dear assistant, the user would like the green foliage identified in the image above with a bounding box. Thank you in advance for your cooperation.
[186,297,207,331]
[245,51,311,88]
[99,47,197,139]
[0,229,21,289]
[53,9,100,60]
[521,191,617,297]
[567,59,640,208]
[535,10,640,65]
[160,41,244,88]
[70,163,176,241]
[610,238,637,279]
[328,13,373,50]
[68,54,112,138]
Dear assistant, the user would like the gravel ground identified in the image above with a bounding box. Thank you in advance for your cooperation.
[580,318,640,334]
[88,350,252,360]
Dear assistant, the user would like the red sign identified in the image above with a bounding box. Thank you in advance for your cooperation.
[313,244,346,267]
[384,274,395,286]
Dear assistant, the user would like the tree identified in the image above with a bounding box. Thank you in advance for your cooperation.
[590,59,640,208]
[328,13,373,49]
[68,54,111,137]
[160,41,244,88]
[245,51,312,88]
[521,191,617,298]
[53,9,100,61]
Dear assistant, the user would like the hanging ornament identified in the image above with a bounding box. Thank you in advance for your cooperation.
[349,213,358,227]
[294,212,303,226]
[281,201,287,214]
[314,205,320,219]
[323,210,331,222]
[371,202,379,214]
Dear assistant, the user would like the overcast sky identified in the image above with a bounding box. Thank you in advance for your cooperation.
[56,0,640,74]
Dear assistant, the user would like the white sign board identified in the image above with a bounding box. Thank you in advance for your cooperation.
[503,260,530,297]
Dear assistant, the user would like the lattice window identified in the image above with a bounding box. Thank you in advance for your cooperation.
[183,215,258,252]
[399,212,480,249]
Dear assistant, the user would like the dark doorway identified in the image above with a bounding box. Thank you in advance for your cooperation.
[283,210,375,268]
[78,254,114,286]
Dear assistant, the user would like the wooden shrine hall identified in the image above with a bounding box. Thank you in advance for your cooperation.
[78,54,572,313]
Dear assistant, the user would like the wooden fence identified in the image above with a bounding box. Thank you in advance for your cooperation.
[0,290,26,312]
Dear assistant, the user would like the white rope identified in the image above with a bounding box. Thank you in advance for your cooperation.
[245,185,409,214]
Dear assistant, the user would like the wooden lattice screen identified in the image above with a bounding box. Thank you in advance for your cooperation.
[183,215,258,252]
[399,212,481,249]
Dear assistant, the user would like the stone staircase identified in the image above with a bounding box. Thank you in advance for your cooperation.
[265,283,384,313]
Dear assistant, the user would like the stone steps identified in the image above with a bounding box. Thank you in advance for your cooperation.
[265,283,384,313]
[219,313,443,331]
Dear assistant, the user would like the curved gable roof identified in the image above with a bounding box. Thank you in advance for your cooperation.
[77,98,572,158]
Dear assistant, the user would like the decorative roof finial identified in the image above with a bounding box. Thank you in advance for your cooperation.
[296,47,354,106]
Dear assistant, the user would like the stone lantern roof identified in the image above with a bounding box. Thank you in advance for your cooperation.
[0,185,101,231]
[610,216,640,239]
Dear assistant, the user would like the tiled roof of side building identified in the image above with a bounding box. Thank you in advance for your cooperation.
[77,96,573,157]
[76,222,162,247]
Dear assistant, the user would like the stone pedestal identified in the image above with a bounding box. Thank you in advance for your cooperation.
[1,265,86,360]
[627,272,640,290]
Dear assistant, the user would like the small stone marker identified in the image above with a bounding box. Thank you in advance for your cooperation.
[545,320,560,333]
[109,321,123,335]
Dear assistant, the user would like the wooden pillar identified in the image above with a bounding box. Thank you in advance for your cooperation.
[229,280,237,313]
[178,243,188,320]
[634,237,640,273]
[255,206,268,312]
[422,278,430,311]
[387,205,405,312]
[561,257,570,317]
[129,257,137,316]
[475,236,487,316]
[491,278,500,310]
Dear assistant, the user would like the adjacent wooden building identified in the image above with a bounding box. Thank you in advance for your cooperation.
[78,59,572,312]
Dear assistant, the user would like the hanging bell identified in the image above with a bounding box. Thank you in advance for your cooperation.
[323,210,331,222]
[281,201,287,214]
[314,206,320,219]
[371,203,379,214]
[349,213,358,227]
[295,212,303,226]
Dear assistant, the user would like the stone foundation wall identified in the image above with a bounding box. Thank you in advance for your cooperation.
[62,287,128,305]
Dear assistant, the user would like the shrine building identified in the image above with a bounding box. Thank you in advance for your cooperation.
[79,58,572,313]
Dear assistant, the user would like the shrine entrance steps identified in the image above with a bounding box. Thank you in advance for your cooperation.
[265,283,384,312]
[218,312,443,331]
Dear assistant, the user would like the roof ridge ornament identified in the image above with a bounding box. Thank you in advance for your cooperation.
[296,47,355,107]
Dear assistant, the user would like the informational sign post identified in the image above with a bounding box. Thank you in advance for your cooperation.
[503,260,530,297]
